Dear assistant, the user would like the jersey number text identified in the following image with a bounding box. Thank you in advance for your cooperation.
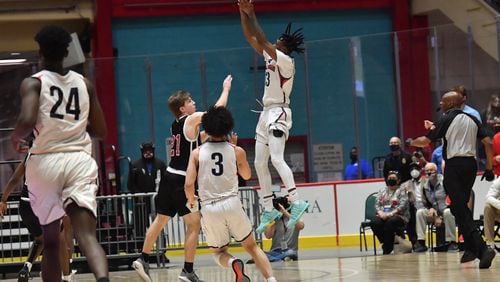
[50,86,81,120]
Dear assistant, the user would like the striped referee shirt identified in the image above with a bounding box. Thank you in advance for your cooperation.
[426,108,488,160]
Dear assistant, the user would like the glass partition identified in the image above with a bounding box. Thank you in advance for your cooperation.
[1,23,499,194]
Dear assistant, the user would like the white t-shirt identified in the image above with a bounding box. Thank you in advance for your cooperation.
[30,70,92,155]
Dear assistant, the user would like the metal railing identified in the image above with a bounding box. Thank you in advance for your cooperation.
[0,187,261,271]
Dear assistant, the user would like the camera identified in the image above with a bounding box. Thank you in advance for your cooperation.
[272,196,290,211]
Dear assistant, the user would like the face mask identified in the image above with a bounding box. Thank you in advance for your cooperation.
[386,179,398,186]
[389,144,400,152]
[350,154,358,163]
[410,169,420,179]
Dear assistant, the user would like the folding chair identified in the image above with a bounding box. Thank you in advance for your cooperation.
[359,192,378,255]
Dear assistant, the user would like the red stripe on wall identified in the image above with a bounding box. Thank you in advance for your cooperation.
[333,182,340,246]
[111,0,392,18]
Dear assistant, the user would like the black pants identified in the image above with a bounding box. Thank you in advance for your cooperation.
[444,157,486,257]
[407,203,417,245]
[371,216,406,254]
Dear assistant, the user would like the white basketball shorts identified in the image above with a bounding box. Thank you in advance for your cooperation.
[255,106,292,144]
[200,196,253,248]
[25,151,99,225]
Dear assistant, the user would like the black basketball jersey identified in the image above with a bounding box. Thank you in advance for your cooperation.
[168,115,200,171]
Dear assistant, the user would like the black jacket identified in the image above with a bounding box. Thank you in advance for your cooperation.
[127,158,167,193]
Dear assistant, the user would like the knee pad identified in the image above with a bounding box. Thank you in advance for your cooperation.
[212,252,225,267]
[272,130,284,138]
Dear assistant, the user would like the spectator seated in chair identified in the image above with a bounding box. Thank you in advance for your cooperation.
[371,171,410,255]
[414,162,458,252]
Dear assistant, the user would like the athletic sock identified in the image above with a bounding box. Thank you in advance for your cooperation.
[184,262,194,273]
[287,187,299,202]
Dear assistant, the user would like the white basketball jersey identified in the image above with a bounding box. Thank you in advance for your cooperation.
[262,50,295,107]
[30,70,92,155]
[197,141,239,201]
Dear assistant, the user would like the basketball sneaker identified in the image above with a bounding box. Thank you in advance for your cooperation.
[256,209,282,234]
[179,268,204,282]
[287,200,309,229]
[132,257,152,282]
[231,259,250,282]
[17,263,31,282]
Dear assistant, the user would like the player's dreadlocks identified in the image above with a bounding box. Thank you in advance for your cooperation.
[34,25,72,61]
[279,22,305,55]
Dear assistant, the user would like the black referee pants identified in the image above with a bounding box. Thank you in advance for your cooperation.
[443,157,486,257]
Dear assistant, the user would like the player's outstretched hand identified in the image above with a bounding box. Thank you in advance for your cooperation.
[481,169,495,182]
[223,74,232,92]
[238,0,254,15]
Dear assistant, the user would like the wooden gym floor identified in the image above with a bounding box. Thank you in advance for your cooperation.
[3,247,498,281]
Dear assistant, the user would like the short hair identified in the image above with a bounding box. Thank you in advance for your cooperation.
[280,22,305,55]
[450,85,467,97]
[168,90,191,119]
[202,106,234,138]
[34,25,72,61]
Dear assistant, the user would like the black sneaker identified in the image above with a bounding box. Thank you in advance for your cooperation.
[447,242,459,252]
[479,247,496,269]
[17,263,30,282]
[414,241,428,253]
[161,253,170,264]
[460,251,477,263]
[132,257,152,282]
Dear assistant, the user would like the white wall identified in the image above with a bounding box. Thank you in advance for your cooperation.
[293,175,491,236]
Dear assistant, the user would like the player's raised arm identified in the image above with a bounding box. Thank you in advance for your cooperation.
[239,0,276,59]
[185,75,233,141]
[214,74,232,108]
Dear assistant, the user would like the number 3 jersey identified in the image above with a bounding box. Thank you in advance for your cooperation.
[30,70,92,155]
[197,141,239,202]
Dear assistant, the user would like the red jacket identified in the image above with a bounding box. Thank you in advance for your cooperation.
[493,133,500,175]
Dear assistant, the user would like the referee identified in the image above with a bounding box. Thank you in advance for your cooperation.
[409,91,496,268]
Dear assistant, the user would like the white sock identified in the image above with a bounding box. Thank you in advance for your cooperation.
[263,194,274,211]
[267,277,278,282]
[287,188,299,202]
[227,257,236,267]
